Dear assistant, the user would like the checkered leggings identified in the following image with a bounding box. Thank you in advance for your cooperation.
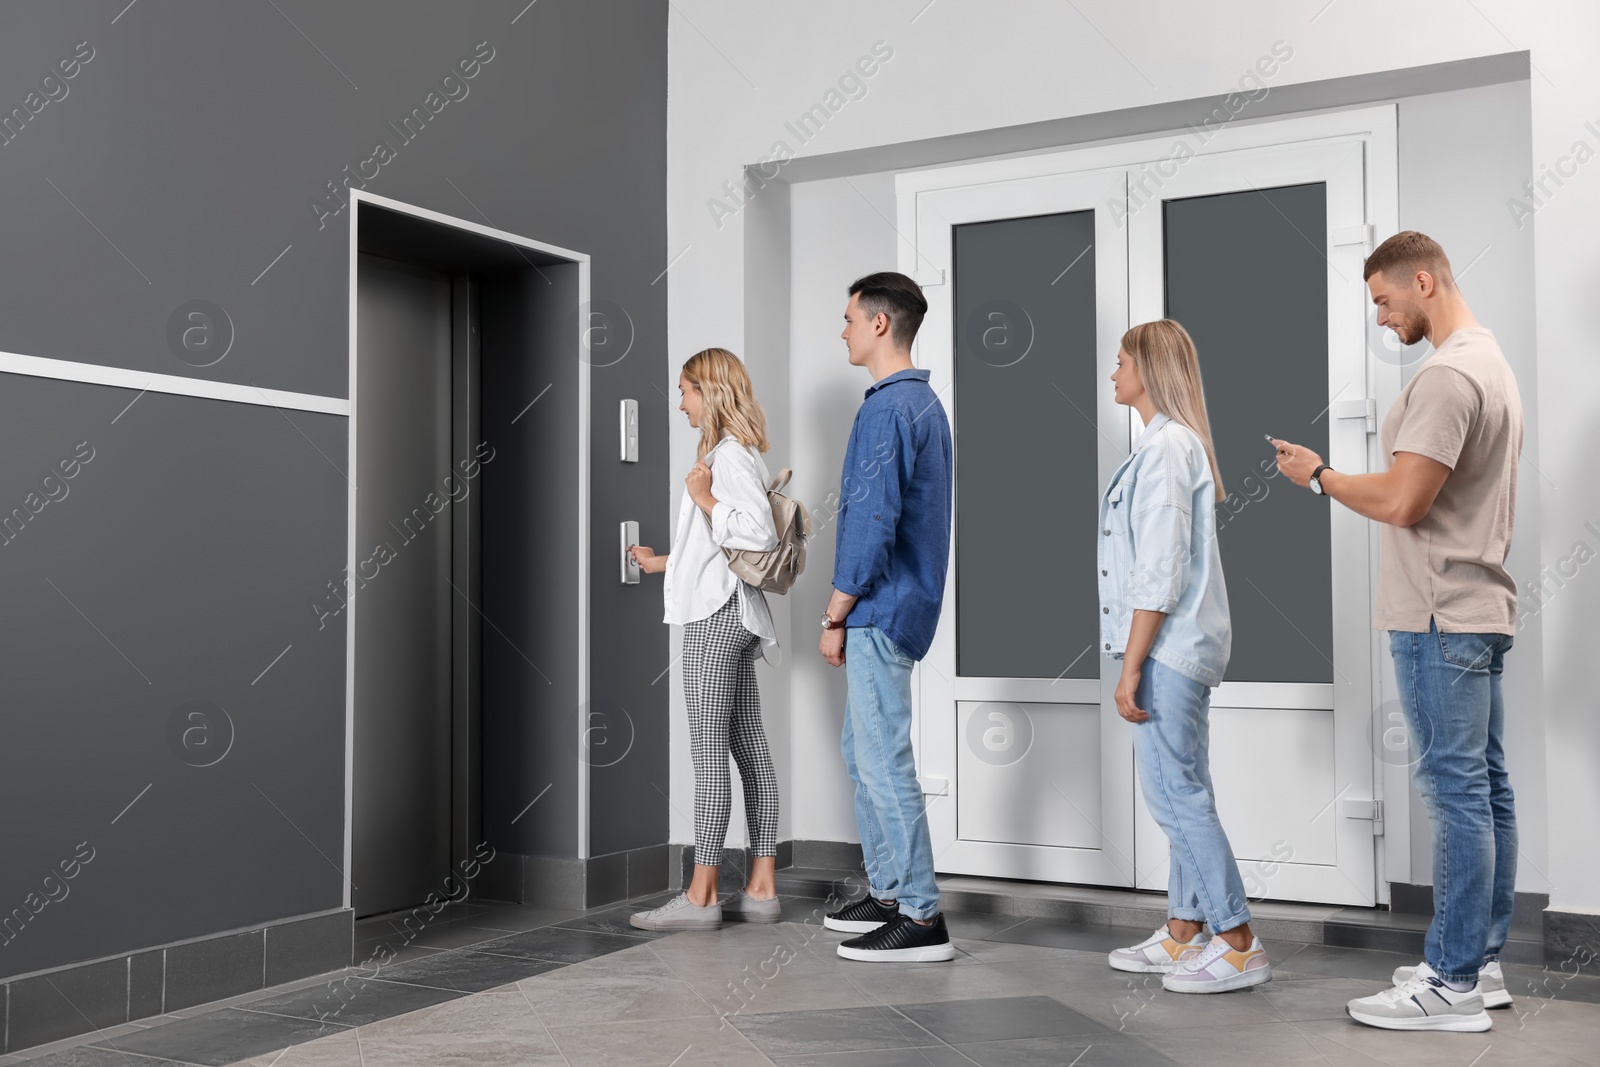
[683,593,778,866]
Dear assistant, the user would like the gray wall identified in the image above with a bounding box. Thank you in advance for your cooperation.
[0,0,667,980]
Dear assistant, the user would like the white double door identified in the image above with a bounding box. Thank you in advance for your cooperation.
[898,109,1397,906]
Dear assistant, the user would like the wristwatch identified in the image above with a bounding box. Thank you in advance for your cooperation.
[1310,464,1332,495]
[821,612,844,631]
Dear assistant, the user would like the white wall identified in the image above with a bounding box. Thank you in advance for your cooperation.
[786,172,900,843]
[1393,79,1546,890]
[667,0,1600,915]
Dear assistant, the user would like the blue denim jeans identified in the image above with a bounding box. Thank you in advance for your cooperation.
[840,626,940,920]
[1391,618,1516,984]
[1132,658,1252,933]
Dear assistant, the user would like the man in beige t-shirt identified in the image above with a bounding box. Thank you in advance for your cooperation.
[1274,231,1522,1033]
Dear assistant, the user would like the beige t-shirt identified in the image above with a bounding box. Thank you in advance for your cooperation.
[1374,327,1522,634]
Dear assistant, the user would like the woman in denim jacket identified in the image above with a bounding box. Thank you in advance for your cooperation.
[1100,320,1271,994]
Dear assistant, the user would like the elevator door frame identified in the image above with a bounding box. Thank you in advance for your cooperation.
[344,189,592,911]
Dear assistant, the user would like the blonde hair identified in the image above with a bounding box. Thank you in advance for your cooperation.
[1120,320,1224,503]
[682,347,770,461]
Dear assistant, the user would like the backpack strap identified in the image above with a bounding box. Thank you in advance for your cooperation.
[768,469,793,495]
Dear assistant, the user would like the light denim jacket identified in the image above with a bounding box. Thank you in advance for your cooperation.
[1097,413,1232,687]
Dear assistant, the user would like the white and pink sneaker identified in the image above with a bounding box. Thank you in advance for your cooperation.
[1108,925,1208,973]
[1161,934,1271,993]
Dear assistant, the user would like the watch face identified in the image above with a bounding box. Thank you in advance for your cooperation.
[1310,477,1324,495]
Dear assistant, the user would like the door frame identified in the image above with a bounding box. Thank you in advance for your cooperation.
[906,168,1136,886]
[895,104,1402,905]
[1126,138,1379,906]
[344,190,592,911]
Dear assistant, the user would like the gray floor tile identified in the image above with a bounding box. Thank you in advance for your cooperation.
[944,911,1034,940]
[238,976,465,1027]
[1254,976,1383,1022]
[8,1048,202,1067]
[373,948,566,991]
[1504,996,1600,1063]
[1292,1016,1587,1067]
[521,968,717,1028]
[553,899,678,938]
[773,1047,970,1066]
[353,991,569,1066]
[1504,963,1600,1006]
[86,1008,348,1067]
[402,917,529,951]
[351,934,446,968]
[954,1032,1179,1067]
[731,1005,942,1058]
[465,902,585,932]
[1268,942,1420,983]
[893,995,1115,1044]
[474,925,654,964]
[835,963,1046,1007]
[544,1015,774,1066]
[984,920,1162,955]
[1135,1020,1386,1066]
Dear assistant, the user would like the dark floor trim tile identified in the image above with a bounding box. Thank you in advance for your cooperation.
[265,910,351,987]
[164,930,265,1014]
[790,840,866,872]
[1544,909,1600,975]
[5,956,128,1052]
[91,1006,350,1066]
[240,974,466,1028]
[1391,882,1549,927]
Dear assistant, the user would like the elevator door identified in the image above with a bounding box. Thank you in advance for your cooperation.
[353,254,454,916]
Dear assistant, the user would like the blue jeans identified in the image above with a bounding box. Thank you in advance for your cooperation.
[1391,618,1516,984]
[840,627,940,920]
[1132,658,1252,933]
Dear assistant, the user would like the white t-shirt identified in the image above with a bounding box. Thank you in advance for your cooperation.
[661,436,779,659]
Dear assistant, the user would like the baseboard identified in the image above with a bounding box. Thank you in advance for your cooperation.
[0,908,352,1055]
[1543,910,1600,975]
[1390,881,1549,927]
[476,843,670,910]
[790,839,865,872]
[668,841,796,891]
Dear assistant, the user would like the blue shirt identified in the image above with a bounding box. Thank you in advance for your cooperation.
[1097,413,1232,687]
[833,369,953,661]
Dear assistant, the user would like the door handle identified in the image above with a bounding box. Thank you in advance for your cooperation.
[1331,397,1376,434]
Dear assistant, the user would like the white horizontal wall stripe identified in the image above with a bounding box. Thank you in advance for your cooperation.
[0,350,349,416]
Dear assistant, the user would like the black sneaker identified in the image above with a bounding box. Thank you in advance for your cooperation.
[837,913,955,962]
[823,895,900,933]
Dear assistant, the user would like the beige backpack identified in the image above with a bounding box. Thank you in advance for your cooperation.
[706,469,811,594]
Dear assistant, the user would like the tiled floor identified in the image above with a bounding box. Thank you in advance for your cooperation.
[9,894,1600,1066]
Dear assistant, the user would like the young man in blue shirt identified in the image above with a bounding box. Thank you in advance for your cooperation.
[818,272,955,962]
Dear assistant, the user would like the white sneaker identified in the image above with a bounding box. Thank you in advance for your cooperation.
[1392,959,1511,1009]
[1346,961,1492,1032]
[1107,925,1207,973]
[1161,934,1271,993]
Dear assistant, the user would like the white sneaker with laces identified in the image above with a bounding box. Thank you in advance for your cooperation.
[1161,934,1271,993]
[1392,959,1511,1009]
[1107,925,1207,973]
[1346,961,1492,1032]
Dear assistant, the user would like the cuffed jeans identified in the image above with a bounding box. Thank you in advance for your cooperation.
[840,626,940,920]
[1391,618,1516,984]
[1132,658,1252,934]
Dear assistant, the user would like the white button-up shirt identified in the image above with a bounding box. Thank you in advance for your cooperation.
[662,435,780,659]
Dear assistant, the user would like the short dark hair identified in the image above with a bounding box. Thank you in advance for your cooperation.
[848,272,927,350]
[1364,230,1454,287]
